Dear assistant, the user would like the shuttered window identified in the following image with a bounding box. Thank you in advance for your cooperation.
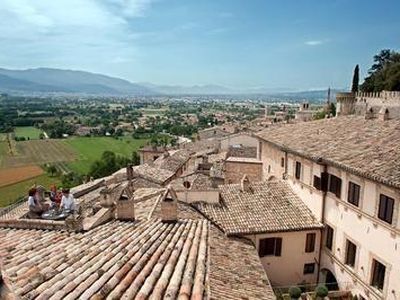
[348,182,360,206]
[345,240,357,267]
[378,194,394,224]
[329,174,342,198]
[259,237,282,257]
[325,225,334,250]
[295,162,301,179]
[313,176,321,190]
[305,233,316,253]
[371,259,386,290]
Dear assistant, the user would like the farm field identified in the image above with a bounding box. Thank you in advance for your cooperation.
[0,174,61,207]
[0,139,77,169]
[0,142,7,165]
[0,165,44,188]
[14,126,43,140]
[63,136,148,174]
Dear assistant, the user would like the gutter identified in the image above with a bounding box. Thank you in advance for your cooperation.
[317,161,327,283]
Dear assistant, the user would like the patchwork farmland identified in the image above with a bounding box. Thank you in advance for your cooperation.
[1,139,77,169]
[0,136,148,206]
[0,165,44,188]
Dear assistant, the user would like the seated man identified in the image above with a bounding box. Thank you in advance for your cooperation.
[60,188,76,212]
[27,188,46,219]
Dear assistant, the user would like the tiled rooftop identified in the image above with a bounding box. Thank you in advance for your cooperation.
[0,219,209,299]
[196,180,322,235]
[256,116,400,188]
[170,173,216,191]
[0,186,276,299]
[152,149,191,174]
[133,164,175,185]
[209,226,275,300]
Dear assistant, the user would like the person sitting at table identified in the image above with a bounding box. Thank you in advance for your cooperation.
[60,188,76,212]
[49,185,62,207]
[27,188,46,219]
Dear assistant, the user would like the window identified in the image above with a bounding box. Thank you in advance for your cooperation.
[281,157,285,168]
[371,259,386,290]
[153,155,159,161]
[345,240,357,267]
[268,165,271,173]
[313,175,321,190]
[305,233,316,253]
[259,237,282,257]
[348,182,360,206]
[295,161,301,179]
[325,225,334,250]
[303,263,315,274]
[329,174,342,198]
[378,194,394,224]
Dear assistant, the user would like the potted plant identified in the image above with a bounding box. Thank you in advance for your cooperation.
[315,284,329,299]
[288,286,302,300]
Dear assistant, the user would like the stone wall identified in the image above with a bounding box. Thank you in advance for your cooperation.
[225,159,263,184]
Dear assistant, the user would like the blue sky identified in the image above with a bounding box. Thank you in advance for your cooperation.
[1,0,399,90]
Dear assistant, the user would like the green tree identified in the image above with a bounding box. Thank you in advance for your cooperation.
[47,164,57,177]
[351,64,359,93]
[361,49,400,92]
[132,151,140,166]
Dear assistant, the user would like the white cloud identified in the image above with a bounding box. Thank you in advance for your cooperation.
[0,0,154,73]
[305,40,324,46]
[304,38,331,46]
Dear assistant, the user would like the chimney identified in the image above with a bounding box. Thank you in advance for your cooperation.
[160,187,178,223]
[100,187,114,207]
[378,107,389,121]
[240,175,251,193]
[365,107,374,120]
[116,198,135,221]
[163,151,170,158]
[126,164,134,181]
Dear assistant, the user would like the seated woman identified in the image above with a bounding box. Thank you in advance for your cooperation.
[27,188,46,219]
[60,188,76,212]
[49,185,62,208]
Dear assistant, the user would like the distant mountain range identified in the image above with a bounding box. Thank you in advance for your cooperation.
[0,67,344,99]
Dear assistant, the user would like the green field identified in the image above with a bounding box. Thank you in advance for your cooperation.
[0,136,148,206]
[0,174,61,207]
[0,142,7,165]
[14,126,43,140]
[63,136,148,174]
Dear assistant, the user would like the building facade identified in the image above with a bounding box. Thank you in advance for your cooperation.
[256,116,400,300]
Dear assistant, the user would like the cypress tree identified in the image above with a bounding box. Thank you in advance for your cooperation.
[351,64,359,93]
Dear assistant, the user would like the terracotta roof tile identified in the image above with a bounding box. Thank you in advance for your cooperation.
[0,219,209,299]
[196,180,322,235]
[256,116,400,188]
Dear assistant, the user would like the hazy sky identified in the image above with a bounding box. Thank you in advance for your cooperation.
[1,0,399,89]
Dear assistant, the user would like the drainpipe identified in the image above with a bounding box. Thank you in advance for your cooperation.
[317,161,327,283]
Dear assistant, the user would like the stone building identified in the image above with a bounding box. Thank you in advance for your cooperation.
[195,176,323,286]
[138,146,166,164]
[224,156,263,184]
[295,102,314,122]
[337,90,400,119]
[256,115,400,300]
